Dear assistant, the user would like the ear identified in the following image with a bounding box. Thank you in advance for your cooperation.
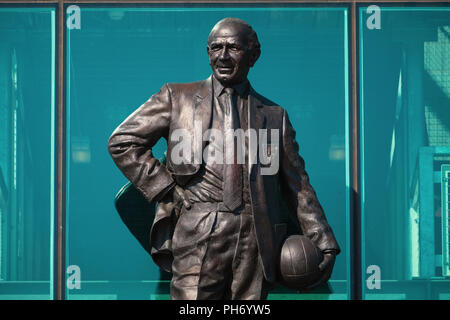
[249,48,261,67]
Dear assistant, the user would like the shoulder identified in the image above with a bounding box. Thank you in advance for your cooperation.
[250,87,286,117]
[164,78,209,98]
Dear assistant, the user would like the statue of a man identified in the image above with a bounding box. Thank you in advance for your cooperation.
[108,17,340,300]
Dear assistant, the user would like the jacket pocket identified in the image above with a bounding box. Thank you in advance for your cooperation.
[171,209,216,254]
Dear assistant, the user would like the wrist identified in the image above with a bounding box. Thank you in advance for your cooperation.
[156,182,176,202]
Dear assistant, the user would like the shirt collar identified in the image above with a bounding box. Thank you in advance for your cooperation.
[212,74,250,99]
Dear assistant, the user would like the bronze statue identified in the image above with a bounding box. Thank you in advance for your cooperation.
[108,17,340,300]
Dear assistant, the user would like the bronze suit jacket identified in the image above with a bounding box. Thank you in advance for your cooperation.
[108,75,340,283]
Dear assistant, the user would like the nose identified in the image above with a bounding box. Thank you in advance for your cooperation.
[219,46,230,60]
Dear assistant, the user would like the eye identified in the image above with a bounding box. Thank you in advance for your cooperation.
[209,44,222,51]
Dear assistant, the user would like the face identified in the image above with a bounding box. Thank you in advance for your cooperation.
[207,23,259,86]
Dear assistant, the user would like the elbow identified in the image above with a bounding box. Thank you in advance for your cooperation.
[107,132,123,158]
[107,133,116,157]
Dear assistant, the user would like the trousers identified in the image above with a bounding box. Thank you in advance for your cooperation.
[170,202,271,300]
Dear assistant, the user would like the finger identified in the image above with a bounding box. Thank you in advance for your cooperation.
[319,254,335,271]
[195,187,209,202]
[178,189,191,209]
[318,255,330,271]
[199,189,211,201]
[302,261,334,292]
[173,186,190,209]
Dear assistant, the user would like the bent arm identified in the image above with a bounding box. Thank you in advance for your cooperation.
[108,84,175,203]
[279,109,340,254]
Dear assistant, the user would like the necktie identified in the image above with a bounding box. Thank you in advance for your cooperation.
[223,87,242,211]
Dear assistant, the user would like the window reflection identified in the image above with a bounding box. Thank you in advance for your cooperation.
[360,7,450,299]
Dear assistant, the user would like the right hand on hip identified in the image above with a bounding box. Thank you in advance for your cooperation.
[172,185,191,210]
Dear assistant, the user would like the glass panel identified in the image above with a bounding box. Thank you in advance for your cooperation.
[0,8,56,300]
[66,6,349,299]
[360,7,450,299]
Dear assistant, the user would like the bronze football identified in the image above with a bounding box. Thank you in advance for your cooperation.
[278,235,324,290]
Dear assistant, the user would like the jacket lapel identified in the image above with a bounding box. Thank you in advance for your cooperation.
[190,79,265,176]
[248,86,266,173]
[193,76,213,161]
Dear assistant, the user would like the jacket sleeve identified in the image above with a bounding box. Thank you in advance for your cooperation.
[108,84,175,203]
[279,108,340,254]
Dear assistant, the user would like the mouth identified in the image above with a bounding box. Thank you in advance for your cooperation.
[217,66,233,74]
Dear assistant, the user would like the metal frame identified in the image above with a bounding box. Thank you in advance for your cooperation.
[442,164,450,277]
[349,1,360,300]
[57,0,66,301]
[0,0,449,301]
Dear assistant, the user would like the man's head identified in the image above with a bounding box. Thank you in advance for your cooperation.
[207,18,261,86]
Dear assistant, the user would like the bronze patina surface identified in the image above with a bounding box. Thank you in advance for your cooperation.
[108,18,340,300]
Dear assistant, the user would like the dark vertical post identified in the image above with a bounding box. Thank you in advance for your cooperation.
[350,0,362,300]
[56,0,66,300]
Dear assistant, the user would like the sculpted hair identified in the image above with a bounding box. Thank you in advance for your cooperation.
[208,17,261,51]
